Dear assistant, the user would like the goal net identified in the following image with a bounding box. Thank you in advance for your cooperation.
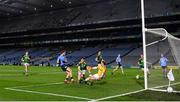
[145,28,180,93]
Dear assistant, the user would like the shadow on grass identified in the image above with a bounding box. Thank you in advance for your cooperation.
[135,78,144,88]
[95,81,107,85]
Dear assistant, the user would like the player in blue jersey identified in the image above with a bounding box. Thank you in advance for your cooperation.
[112,54,124,75]
[57,50,74,83]
[159,54,168,78]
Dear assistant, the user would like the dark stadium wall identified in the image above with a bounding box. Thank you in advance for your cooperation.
[0,0,179,34]
[0,15,180,48]
[0,0,180,48]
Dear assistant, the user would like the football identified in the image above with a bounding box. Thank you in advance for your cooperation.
[136,75,140,79]
[167,87,173,93]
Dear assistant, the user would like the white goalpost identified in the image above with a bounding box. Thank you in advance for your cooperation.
[141,0,180,93]
[141,0,148,90]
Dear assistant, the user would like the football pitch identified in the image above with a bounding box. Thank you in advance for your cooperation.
[0,65,180,101]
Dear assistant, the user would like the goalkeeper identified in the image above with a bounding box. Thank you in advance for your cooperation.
[85,60,107,85]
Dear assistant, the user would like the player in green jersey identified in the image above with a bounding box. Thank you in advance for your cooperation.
[77,58,93,83]
[137,54,150,79]
[21,51,30,76]
[78,58,88,82]
[138,54,144,69]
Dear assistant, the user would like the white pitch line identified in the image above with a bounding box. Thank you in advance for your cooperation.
[148,82,180,94]
[7,82,64,89]
[96,82,180,101]
[149,82,180,89]
[5,88,93,101]
[149,88,180,93]
[95,89,146,101]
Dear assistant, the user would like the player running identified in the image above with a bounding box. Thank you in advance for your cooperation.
[112,54,124,75]
[21,51,30,76]
[159,54,168,78]
[57,50,74,83]
[85,60,107,85]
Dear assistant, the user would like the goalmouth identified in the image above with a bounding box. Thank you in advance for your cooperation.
[141,0,180,93]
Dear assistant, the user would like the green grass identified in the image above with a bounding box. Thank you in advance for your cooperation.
[148,68,180,89]
[0,65,180,101]
[104,90,180,101]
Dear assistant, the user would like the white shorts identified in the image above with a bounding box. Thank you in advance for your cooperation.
[24,63,30,66]
[92,74,100,80]
[81,70,86,75]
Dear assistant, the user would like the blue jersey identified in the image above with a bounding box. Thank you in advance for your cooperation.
[57,55,67,66]
[116,55,121,64]
[160,57,168,67]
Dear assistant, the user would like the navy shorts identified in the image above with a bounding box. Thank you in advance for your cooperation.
[161,66,167,69]
[60,64,68,72]
[139,65,144,69]
[117,62,122,67]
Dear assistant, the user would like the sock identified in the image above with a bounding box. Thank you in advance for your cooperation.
[83,75,85,80]
[85,78,89,81]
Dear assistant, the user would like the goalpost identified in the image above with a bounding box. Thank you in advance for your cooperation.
[141,0,180,93]
[141,0,148,90]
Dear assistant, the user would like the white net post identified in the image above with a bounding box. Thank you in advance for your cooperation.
[168,35,180,67]
[141,0,148,89]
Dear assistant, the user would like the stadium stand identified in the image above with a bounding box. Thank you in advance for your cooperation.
[0,0,179,67]
[0,43,141,67]
[0,0,180,101]
[0,0,179,34]
[123,47,143,67]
